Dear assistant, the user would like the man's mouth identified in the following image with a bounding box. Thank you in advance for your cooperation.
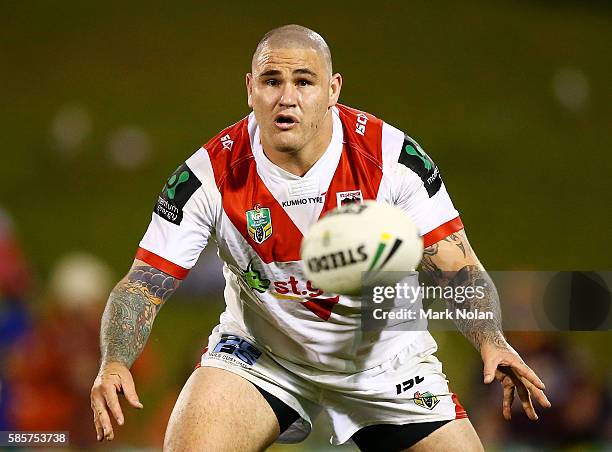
[274,114,299,130]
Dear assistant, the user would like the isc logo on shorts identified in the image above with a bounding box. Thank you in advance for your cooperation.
[211,334,262,367]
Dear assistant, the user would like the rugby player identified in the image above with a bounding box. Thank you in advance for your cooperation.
[90,25,551,451]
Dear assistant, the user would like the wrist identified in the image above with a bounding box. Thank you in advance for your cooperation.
[99,358,130,372]
[477,332,508,353]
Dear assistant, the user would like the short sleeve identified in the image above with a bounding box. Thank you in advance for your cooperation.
[381,122,463,247]
[136,149,219,279]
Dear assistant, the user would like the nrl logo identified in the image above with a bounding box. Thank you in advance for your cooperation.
[246,205,272,244]
[413,391,440,410]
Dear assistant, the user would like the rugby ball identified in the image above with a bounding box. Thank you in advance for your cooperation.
[300,201,423,295]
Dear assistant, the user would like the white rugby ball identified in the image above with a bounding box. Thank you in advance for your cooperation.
[300,201,423,295]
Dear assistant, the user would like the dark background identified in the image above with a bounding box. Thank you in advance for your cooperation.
[1,1,610,450]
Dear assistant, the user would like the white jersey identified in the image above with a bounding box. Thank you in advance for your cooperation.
[137,104,463,373]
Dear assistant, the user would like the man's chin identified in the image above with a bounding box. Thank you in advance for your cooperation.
[269,136,302,153]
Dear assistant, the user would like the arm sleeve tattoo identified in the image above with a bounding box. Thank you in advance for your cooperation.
[421,232,506,352]
[100,265,180,367]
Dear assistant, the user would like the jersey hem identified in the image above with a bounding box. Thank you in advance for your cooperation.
[422,216,464,248]
[135,247,190,279]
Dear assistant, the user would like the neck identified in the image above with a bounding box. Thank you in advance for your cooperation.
[260,110,333,177]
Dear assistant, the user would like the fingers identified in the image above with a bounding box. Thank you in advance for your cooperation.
[115,370,144,409]
[90,365,143,442]
[522,377,552,409]
[91,396,115,441]
[483,357,499,384]
[513,377,538,420]
[509,360,546,390]
[502,378,514,421]
[92,410,104,441]
[103,386,125,426]
[495,366,551,422]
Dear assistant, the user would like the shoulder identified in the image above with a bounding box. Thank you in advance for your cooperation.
[380,120,444,198]
[336,104,385,168]
[198,113,255,187]
[202,114,251,157]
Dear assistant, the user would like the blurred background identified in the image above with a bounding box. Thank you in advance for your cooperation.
[1,0,610,450]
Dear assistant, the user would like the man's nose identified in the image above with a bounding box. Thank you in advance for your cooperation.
[279,83,297,107]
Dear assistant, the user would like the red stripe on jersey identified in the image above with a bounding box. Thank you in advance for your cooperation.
[203,118,303,262]
[422,216,464,248]
[303,296,340,321]
[319,105,384,216]
[135,247,190,280]
[220,158,304,263]
[452,392,468,419]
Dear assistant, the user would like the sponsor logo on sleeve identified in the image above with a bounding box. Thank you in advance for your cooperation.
[398,135,442,197]
[154,163,202,225]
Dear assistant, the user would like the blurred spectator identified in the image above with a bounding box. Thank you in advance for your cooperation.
[5,252,112,445]
[0,207,33,430]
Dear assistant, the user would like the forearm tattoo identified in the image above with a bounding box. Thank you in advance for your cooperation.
[421,233,505,352]
[100,266,179,367]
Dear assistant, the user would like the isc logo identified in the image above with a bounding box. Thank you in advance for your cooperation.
[355,113,368,136]
[220,134,233,151]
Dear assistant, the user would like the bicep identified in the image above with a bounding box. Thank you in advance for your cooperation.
[420,229,483,276]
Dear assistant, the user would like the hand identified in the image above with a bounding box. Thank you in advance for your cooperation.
[90,362,143,441]
[481,340,551,420]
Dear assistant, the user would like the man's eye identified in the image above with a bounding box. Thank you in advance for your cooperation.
[297,80,312,86]
[266,79,279,86]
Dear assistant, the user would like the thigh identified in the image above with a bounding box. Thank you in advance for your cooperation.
[163,367,279,452]
[406,418,483,452]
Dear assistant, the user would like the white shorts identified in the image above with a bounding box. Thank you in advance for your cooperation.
[198,327,467,445]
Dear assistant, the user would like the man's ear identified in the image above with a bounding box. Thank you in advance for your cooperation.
[328,73,342,108]
[246,73,253,108]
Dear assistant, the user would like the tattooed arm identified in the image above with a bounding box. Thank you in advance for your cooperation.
[421,229,550,420]
[100,260,180,367]
[420,230,504,351]
[91,259,180,441]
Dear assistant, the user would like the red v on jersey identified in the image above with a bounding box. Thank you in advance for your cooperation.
[205,105,385,265]
[221,158,304,263]
[205,118,303,263]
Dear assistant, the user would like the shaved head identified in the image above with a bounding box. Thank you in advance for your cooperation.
[252,25,333,76]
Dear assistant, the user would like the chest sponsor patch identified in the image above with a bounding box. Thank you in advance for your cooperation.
[281,195,325,207]
[336,189,363,207]
[398,135,442,197]
[154,163,202,225]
